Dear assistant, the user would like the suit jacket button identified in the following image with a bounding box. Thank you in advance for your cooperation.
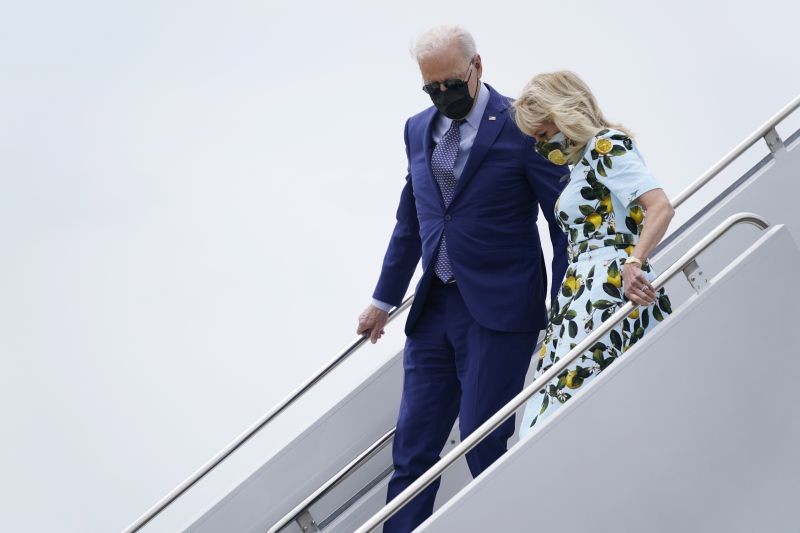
[444,214,452,221]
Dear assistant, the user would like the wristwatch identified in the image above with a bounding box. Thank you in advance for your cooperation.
[624,255,643,267]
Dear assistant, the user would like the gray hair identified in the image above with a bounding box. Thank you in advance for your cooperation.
[412,25,477,65]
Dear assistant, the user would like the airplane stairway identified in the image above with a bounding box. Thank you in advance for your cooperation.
[123,95,800,533]
[413,220,800,533]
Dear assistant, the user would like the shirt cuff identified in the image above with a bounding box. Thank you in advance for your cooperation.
[371,298,394,313]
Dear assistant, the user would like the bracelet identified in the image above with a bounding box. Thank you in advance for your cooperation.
[624,255,643,267]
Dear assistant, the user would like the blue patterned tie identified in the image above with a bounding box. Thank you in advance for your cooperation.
[431,119,462,282]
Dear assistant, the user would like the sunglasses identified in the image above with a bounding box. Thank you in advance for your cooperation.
[421,60,474,96]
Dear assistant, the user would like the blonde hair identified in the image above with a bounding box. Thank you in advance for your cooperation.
[512,71,633,163]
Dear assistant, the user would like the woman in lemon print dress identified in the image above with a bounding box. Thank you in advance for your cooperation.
[512,72,675,436]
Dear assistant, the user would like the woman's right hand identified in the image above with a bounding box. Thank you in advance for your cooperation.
[622,263,657,306]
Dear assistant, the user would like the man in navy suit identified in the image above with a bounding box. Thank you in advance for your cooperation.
[356,25,568,532]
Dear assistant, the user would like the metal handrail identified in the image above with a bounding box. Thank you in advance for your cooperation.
[267,94,799,532]
[126,94,798,532]
[122,297,413,533]
[354,212,770,532]
[267,329,543,533]
[267,428,396,533]
[670,94,799,209]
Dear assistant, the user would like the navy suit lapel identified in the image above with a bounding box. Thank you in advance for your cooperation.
[451,86,508,205]
[420,107,445,209]
[421,108,437,168]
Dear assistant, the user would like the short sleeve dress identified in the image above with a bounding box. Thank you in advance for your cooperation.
[519,128,673,437]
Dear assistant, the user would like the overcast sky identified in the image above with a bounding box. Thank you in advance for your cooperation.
[1,1,799,531]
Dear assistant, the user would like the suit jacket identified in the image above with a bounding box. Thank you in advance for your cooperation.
[373,84,569,334]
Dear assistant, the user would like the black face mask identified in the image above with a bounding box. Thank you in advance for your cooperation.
[427,64,477,120]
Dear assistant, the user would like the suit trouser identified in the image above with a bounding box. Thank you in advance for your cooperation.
[384,278,539,533]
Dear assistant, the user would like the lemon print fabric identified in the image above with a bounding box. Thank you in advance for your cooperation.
[519,129,672,437]
[547,149,567,166]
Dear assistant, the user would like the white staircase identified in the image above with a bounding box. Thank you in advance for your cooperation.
[418,223,800,533]
[123,96,800,533]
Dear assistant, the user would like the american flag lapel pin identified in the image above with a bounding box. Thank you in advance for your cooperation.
[488,116,496,121]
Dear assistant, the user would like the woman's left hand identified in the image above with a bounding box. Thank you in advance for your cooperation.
[622,263,657,306]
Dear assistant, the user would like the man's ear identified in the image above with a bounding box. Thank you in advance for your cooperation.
[474,54,483,78]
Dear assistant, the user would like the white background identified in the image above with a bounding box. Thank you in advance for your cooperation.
[1,1,798,531]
